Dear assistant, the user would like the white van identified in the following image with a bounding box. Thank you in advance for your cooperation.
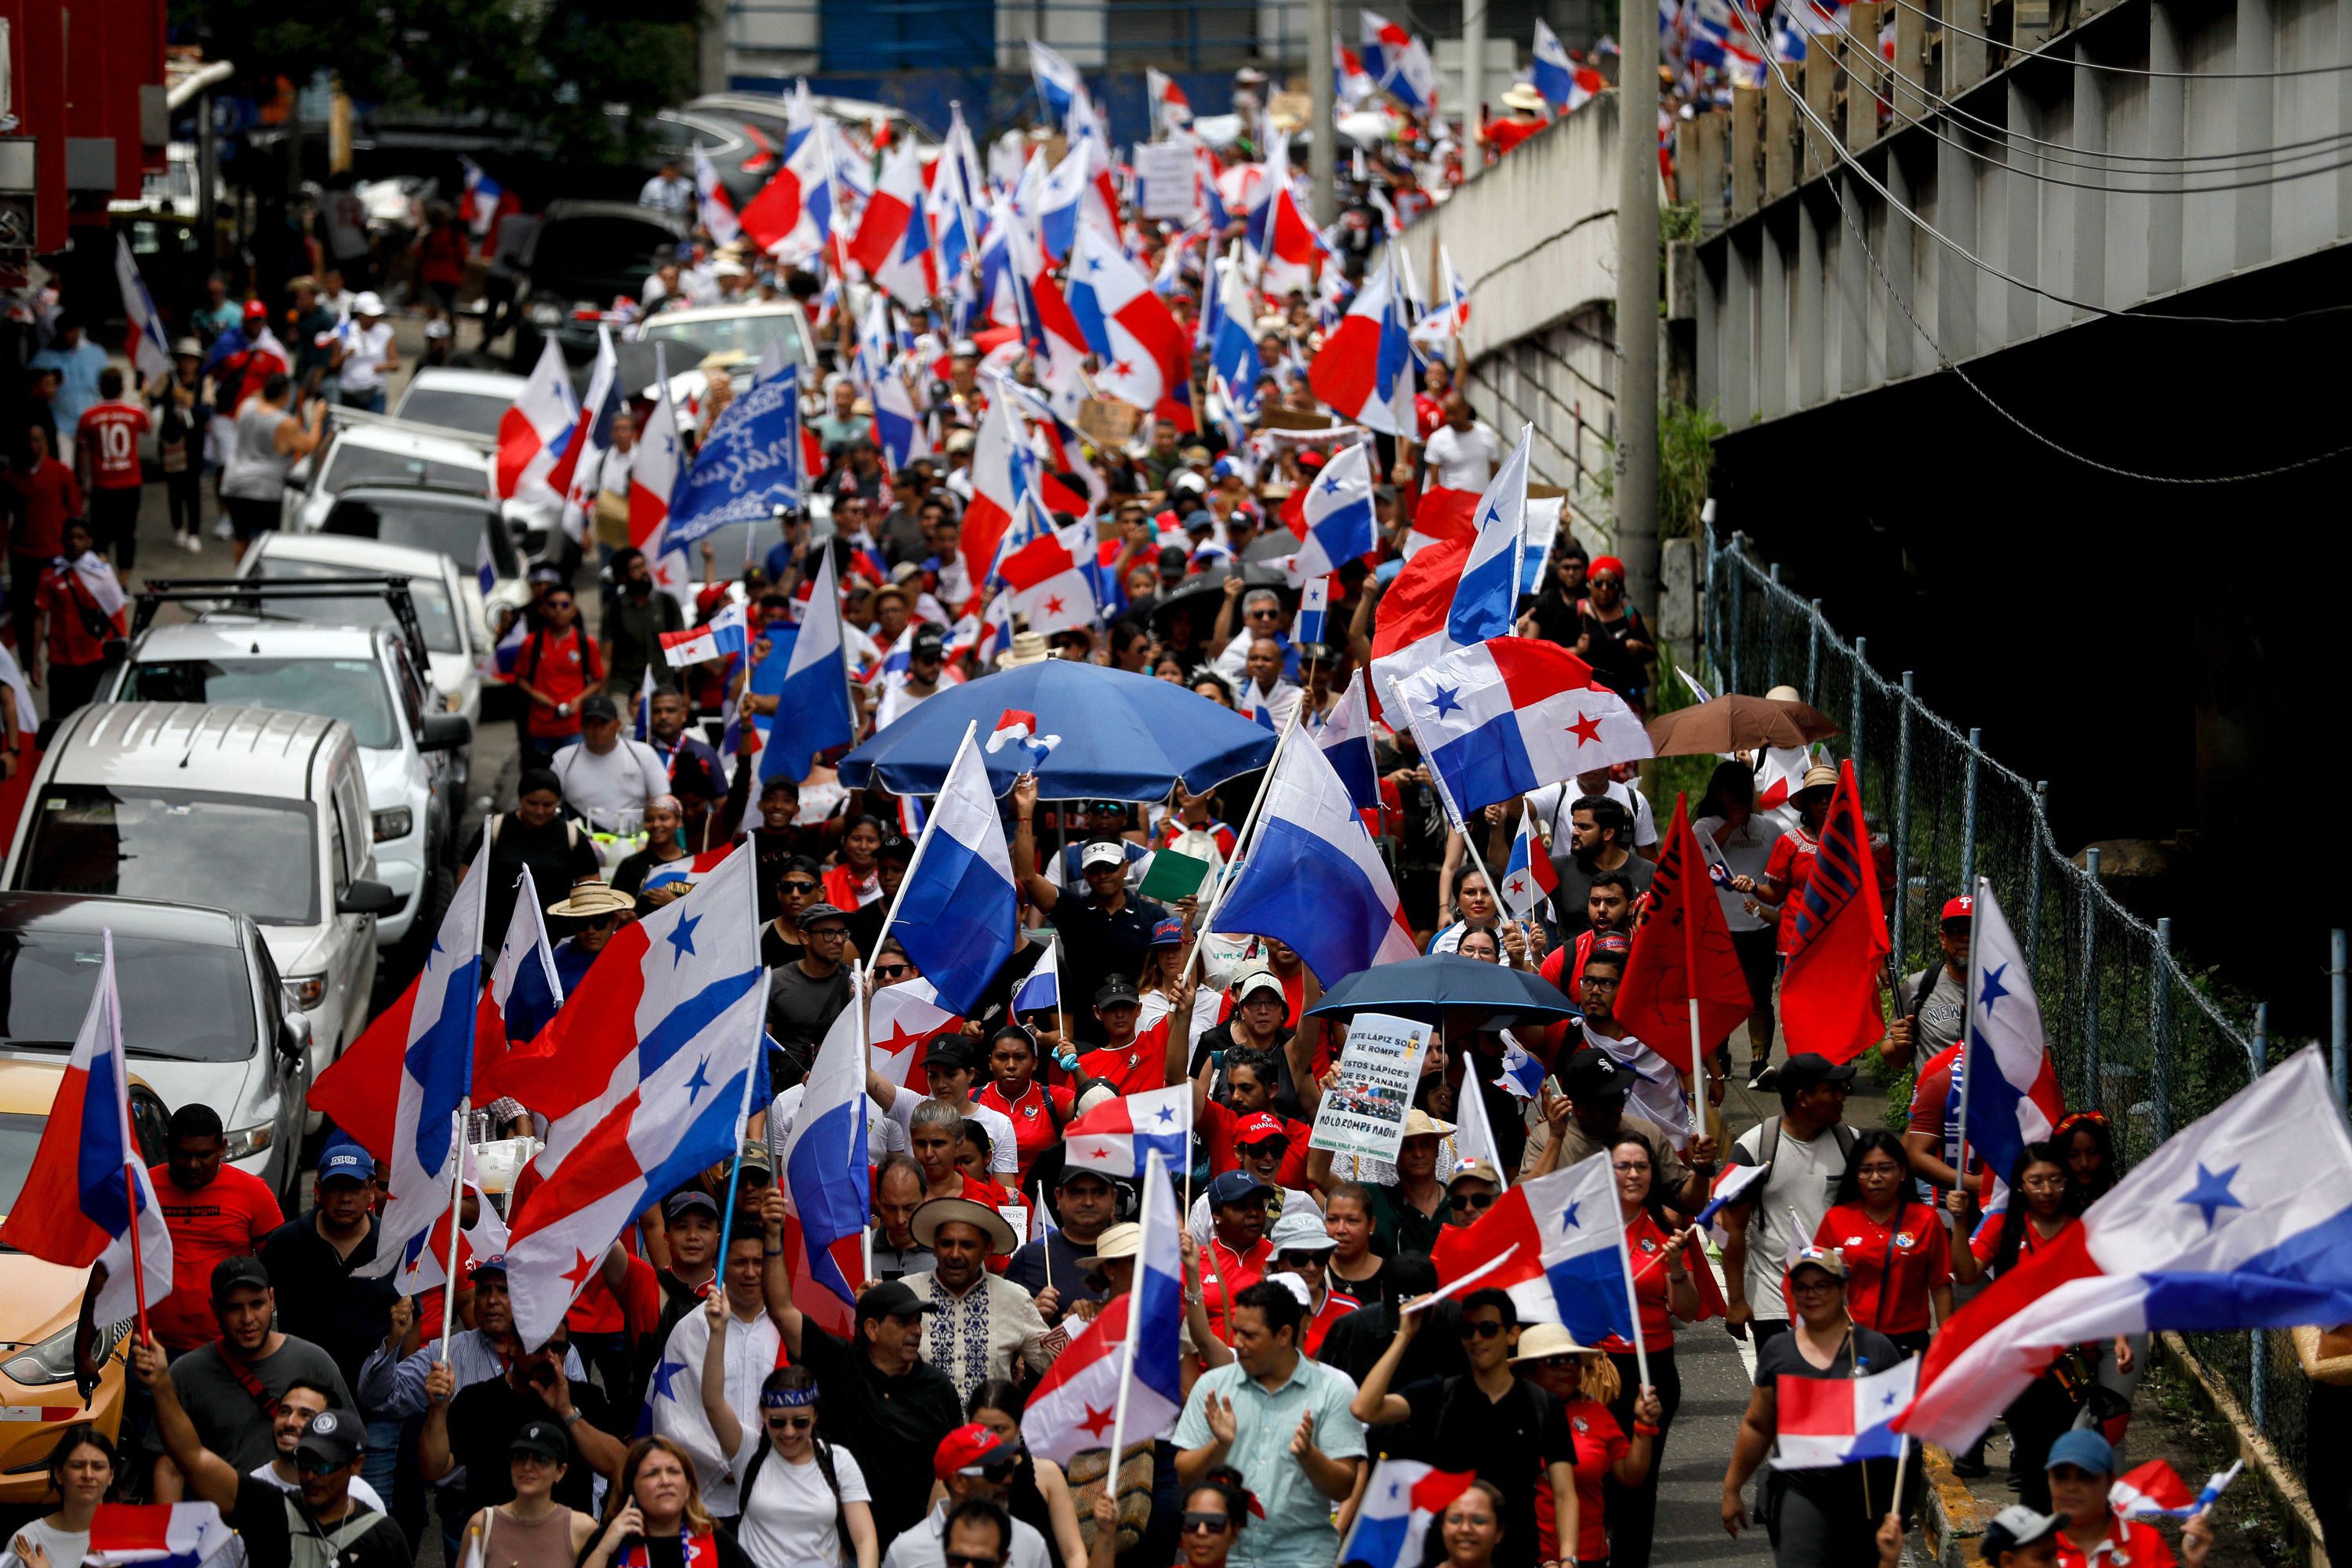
[2,705,390,1123]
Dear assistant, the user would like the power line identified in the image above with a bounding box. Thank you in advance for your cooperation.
[1874,0,2352,76]
[1727,7,2352,482]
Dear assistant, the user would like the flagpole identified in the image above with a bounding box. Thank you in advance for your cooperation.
[853,965,872,1286]
[123,1156,150,1348]
[1397,707,1507,963]
[437,1099,468,1360]
[1951,874,1985,1229]
[1889,1437,1911,1533]
[1178,695,1305,990]
[1036,1180,1054,1298]
[1678,795,1708,1140]
[715,967,778,1288]
[862,720,977,984]
[1613,1185,1652,1393]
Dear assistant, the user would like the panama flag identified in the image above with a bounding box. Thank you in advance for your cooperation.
[1446,423,1534,643]
[932,103,987,279]
[1774,1358,1916,1468]
[1613,796,1753,1071]
[1335,38,1381,103]
[1025,1152,1185,1462]
[628,351,689,593]
[394,1149,508,1298]
[1207,243,1263,420]
[1063,1085,1191,1180]
[2112,1459,2241,1520]
[1410,244,1472,348]
[459,157,506,238]
[1432,1150,1637,1341]
[869,977,960,1089]
[0,931,172,1329]
[1697,1160,1769,1247]
[497,851,767,1345]
[693,146,741,246]
[985,707,1062,770]
[355,865,488,1279]
[737,83,815,254]
[1953,880,2064,1200]
[1210,724,1419,984]
[83,1504,235,1568]
[884,724,1022,1014]
[1393,637,1651,816]
[999,500,1098,637]
[476,864,564,1070]
[1776,760,1892,1059]
[850,140,934,307]
[779,968,873,1338]
[1497,809,1562,922]
[662,601,750,667]
[1360,10,1441,111]
[114,234,172,383]
[1900,1051,2352,1452]
[762,550,853,782]
[1066,223,1189,420]
[546,327,620,544]
[495,337,580,506]
[1285,441,1377,587]
[1011,939,1060,1019]
[1318,671,1383,818]
[1036,142,1106,265]
[1533,20,1606,112]
[1308,255,1414,437]
[1340,1463,1478,1568]
[1256,181,1327,301]
[1029,39,1087,124]
[1145,66,1192,132]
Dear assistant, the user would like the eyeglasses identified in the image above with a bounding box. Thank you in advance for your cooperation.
[806,927,848,942]
[1457,1318,1506,1339]
[945,1555,1003,1568]
[1448,1190,1497,1213]
[545,599,576,612]
[782,880,820,894]
[875,963,912,978]
[765,1414,815,1432]
[1181,1513,1233,1534]
[1611,1160,1651,1173]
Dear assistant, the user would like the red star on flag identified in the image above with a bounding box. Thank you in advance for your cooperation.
[1507,876,1528,896]
[1111,360,1134,379]
[1566,711,1604,746]
[561,1249,597,1288]
[877,1018,944,1059]
[1080,1404,1116,1437]
[1045,595,1065,615]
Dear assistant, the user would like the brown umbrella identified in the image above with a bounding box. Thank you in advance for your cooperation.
[1644,695,1841,757]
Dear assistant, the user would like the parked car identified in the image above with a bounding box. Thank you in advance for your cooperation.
[281,413,557,560]
[3,705,390,1125]
[0,894,307,1203]
[318,483,533,609]
[641,300,818,380]
[391,367,528,438]
[514,199,690,368]
[0,1058,170,1500]
[687,93,938,156]
[105,600,472,965]
[236,532,497,730]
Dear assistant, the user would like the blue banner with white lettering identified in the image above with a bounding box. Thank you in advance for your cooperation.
[666,366,804,551]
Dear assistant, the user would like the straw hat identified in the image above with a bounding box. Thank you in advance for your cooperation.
[1402,1108,1455,1139]
[546,883,635,919]
[1510,1323,1599,1362]
[1793,763,1840,797]
[1077,1222,1142,1270]
[1501,84,1549,113]
[998,630,1054,668]
[1764,684,1802,702]
[909,1196,1020,1255]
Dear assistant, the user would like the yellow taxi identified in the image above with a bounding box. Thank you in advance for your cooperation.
[0,1060,169,1504]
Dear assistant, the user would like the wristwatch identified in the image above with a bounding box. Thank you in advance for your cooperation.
[561,1408,584,1426]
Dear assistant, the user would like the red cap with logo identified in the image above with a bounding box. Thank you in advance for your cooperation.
[933,1422,1016,1480]
[1941,895,1974,923]
[1236,1112,1290,1146]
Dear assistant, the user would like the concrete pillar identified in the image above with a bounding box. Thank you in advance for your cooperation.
[1895,0,1929,122]
[1761,217,1790,418]
[2005,82,2040,344]
[1310,0,1336,225]
[1885,149,1918,379]
[2236,0,2276,267]
[1936,124,1979,360]
[1726,234,1758,423]
[1614,50,1664,623]
[1733,86,1763,216]
[1765,71,1796,199]
[1838,173,1871,393]
[2147,0,2187,297]
[1796,194,1826,407]
[699,0,730,96]
[1802,57,1838,182]
[1846,2,1883,149]
[1945,0,1989,96]
[1694,115,1729,231]
[2072,59,2108,318]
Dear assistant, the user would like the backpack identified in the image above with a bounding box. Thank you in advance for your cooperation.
[1748,1115,1859,1210]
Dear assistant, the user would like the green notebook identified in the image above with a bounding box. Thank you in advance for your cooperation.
[1138,847,1216,903]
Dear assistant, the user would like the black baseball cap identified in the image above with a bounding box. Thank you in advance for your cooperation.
[925,1038,978,1073]
[1094,974,1141,1007]
[856,1279,943,1322]
[1777,1053,1858,1094]
[510,1417,572,1464]
[664,1190,720,1224]
[912,626,946,658]
[212,1254,270,1298]
[293,1409,361,1470]
[579,693,621,724]
[798,901,851,931]
[1557,1047,1635,1101]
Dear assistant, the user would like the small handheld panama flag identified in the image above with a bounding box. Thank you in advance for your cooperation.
[986,708,1062,770]
[2111,1458,2241,1520]
[779,969,873,1340]
[1772,1356,1917,1469]
[662,601,749,667]
[1339,1461,1478,1568]
[84,1502,235,1568]
[1011,941,1061,1019]
[1297,576,1330,648]
[1496,809,1560,923]
[0,931,172,1333]
[1429,1149,1637,1345]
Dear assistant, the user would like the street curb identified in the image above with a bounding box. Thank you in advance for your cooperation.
[1920,1444,1984,1568]
[2158,1330,2330,1568]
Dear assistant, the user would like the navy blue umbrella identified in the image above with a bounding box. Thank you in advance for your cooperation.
[1305,954,1581,1028]
[837,660,1278,800]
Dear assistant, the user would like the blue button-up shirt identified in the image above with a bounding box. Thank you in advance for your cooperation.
[1172,1355,1366,1568]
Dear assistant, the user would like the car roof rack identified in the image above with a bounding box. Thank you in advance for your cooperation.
[133,576,434,691]
[322,402,499,455]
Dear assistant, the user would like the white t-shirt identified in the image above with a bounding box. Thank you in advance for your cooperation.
[885,1093,1018,1177]
[1728,1120,1851,1320]
[1691,813,1784,933]
[550,738,670,833]
[336,321,396,392]
[652,1305,784,1515]
[1526,779,1659,851]
[1422,422,1504,491]
[728,1428,871,1568]
[768,1083,909,1157]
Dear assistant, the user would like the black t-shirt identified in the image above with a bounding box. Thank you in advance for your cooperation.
[1550,848,1653,938]
[230,1474,409,1568]
[445,1376,613,1524]
[1049,893,1169,1044]
[463,815,602,941]
[1755,1326,1910,1502]
[257,1217,399,1392]
[1394,1376,1571,1568]
[792,1324,964,1546]
[765,960,851,1069]
[758,924,804,970]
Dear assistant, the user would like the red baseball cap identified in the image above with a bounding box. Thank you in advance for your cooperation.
[933,1422,1017,1481]
[1941,895,1974,924]
[242,299,268,322]
[1236,1112,1290,1147]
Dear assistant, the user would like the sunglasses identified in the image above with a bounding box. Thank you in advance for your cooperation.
[1448,1190,1497,1213]
[1588,575,1623,587]
[293,1456,345,1476]
[946,1557,1003,1568]
[764,1414,815,1432]
[874,963,912,978]
[1457,1318,1507,1339]
[1181,1512,1233,1534]
[545,599,577,611]
[782,880,821,894]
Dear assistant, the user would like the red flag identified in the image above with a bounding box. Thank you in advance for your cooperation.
[1777,758,1892,1062]
[1364,532,1470,723]
[1614,793,1751,1070]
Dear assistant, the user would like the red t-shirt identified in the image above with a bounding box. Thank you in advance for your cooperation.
[146,1164,285,1353]
[1555,1396,1628,1563]
[2054,1519,2176,1568]
[617,1252,715,1337]
[1766,828,1821,954]
[1971,1207,2075,1270]
[5,459,82,559]
[976,1079,1073,1187]
[1301,1290,1360,1357]
[1200,1236,1272,1341]
[1073,1017,1172,1097]
[517,625,604,738]
[1197,1099,1311,1185]
[38,567,125,667]
[1601,1208,1682,1353]
[78,403,151,490]
[1484,114,1550,157]
[1815,1200,1952,1336]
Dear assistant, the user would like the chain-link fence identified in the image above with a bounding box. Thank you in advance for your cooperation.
[1703,529,2319,1477]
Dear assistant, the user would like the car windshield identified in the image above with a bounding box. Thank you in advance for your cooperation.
[324,495,519,581]
[318,441,487,498]
[15,786,319,927]
[119,659,398,750]
[246,557,463,655]
[0,931,259,1063]
[390,387,510,437]
[0,1113,42,1214]
[644,311,808,363]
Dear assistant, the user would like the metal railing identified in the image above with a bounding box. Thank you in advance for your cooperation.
[1706,526,2347,1480]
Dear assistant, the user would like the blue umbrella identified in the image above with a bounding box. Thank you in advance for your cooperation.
[1304,954,1581,1029]
[837,660,1278,800]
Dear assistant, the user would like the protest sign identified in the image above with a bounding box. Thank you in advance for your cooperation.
[1309,1011,1434,1164]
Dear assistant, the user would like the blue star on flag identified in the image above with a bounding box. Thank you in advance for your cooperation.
[1155,1105,1177,1125]
[1978,961,2012,1014]
[668,913,701,966]
[684,1057,713,1103]
[1430,685,1463,718]
[2176,1163,2244,1231]
[650,1357,688,1401]
[1559,1200,1583,1231]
